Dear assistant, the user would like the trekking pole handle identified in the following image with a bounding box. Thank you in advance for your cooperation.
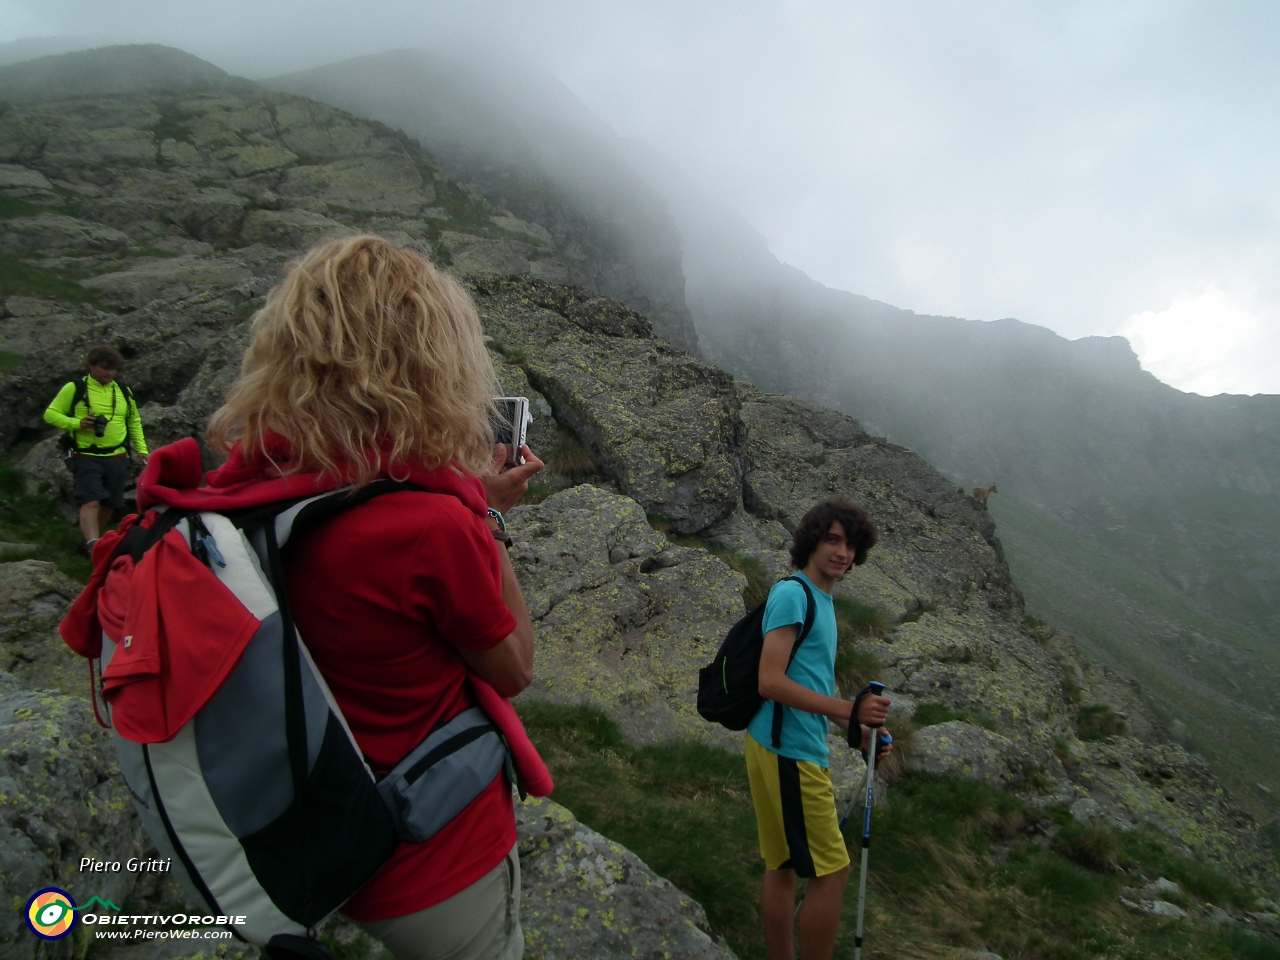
[849,681,887,747]
[866,681,885,711]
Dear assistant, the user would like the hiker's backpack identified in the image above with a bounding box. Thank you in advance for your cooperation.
[94,481,511,960]
[696,576,814,747]
[56,376,139,457]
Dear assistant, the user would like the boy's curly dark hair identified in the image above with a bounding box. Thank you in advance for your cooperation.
[789,498,878,570]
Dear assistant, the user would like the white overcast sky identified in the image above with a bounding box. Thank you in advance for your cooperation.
[3,0,1277,395]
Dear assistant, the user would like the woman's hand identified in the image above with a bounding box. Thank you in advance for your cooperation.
[481,444,545,514]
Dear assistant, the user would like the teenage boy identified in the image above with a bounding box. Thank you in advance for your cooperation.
[43,346,149,553]
[747,497,892,960]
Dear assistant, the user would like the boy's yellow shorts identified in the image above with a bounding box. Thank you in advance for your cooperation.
[744,733,850,878]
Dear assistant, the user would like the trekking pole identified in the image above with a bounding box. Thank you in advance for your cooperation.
[852,681,886,960]
[839,728,892,832]
[794,684,892,932]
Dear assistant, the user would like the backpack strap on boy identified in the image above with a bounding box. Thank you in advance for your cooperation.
[770,576,815,749]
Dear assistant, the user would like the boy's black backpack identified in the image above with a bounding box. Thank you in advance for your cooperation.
[696,576,814,747]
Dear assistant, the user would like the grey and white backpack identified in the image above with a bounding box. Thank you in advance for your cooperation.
[95,482,510,960]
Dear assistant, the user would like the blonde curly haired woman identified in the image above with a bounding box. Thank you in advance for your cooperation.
[167,235,543,960]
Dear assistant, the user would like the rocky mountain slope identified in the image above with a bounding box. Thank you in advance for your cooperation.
[255,44,1280,813]
[0,46,1277,959]
[655,182,1280,811]
[265,48,700,354]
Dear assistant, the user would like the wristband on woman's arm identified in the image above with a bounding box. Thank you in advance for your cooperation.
[487,508,512,548]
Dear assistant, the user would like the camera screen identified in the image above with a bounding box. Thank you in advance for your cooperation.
[489,399,518,446]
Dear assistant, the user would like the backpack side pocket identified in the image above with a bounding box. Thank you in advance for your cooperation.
[376,707,509,843]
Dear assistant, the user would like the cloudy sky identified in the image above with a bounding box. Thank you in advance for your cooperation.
[3,0,1277,395]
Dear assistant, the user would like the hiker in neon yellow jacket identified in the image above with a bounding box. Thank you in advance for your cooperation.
[43,345,149,552]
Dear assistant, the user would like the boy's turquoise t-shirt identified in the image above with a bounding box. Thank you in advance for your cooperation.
[746,572,838,768]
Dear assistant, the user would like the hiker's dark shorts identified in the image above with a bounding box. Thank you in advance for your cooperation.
[70,455,127,510]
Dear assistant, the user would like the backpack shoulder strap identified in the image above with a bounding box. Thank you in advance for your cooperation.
[66,378,87,417]
[225,478,423,549]
[108,508,188,564]
[771,575,816,749]
[788,576,816,651]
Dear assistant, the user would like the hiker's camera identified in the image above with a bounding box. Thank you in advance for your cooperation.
[490,397,531,467]
[93,414,108,437]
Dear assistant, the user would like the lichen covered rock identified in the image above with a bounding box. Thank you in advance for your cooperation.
[477,276,745,534]
[0,560,83,695]
[510,485,744,747]
[516,796,736,960]
[907,720,1034,789]
[0,673,143,960]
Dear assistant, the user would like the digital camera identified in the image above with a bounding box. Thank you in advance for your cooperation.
[489,397,531,466]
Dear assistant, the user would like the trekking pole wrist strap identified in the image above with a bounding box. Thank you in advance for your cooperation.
[848,683,884,751]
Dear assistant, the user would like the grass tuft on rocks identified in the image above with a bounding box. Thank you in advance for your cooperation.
[715,551,771,608]
[518,701,1279,960]
[1052,820,1121,873]
[1077,704,1127,740]
[545,428,598,483]
[833,595,893,637]
[913,701,999,731]
[834,643,884,697]
[0,462,92,580]
[0,255,101,304]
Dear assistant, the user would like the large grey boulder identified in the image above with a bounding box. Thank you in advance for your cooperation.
[0,673,143,960]
[0,560,83,695]
[0,298,101,357]
[907,720,1034,789]
[477,277,744,534]
[511,485,744,747]
[0,214,130,256]
[516,796,736,960]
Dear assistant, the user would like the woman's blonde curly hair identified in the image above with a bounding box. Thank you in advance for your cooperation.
[208,235,498,485]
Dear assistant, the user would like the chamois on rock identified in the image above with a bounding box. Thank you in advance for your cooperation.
[973,483,998,505]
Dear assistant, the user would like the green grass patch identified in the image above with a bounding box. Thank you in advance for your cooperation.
[433,176,501,236]
[715,551,771,608]
[1025,613,1059,644]
[0,195,80,220]
[0,352,25,374]
[1112,826,1254,908]
[545,427,598,483]
[0,256,99,305]
[834,643,884,697]
[517,702,765,956]
[0,195,48,219]
[1077,704,1127,740]
[1051,820,1121,873]
[133,244,179,259]
[912,701,999,731]
[0,463,92,580]
[516,707,1277,959]
[833,595,893,638]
